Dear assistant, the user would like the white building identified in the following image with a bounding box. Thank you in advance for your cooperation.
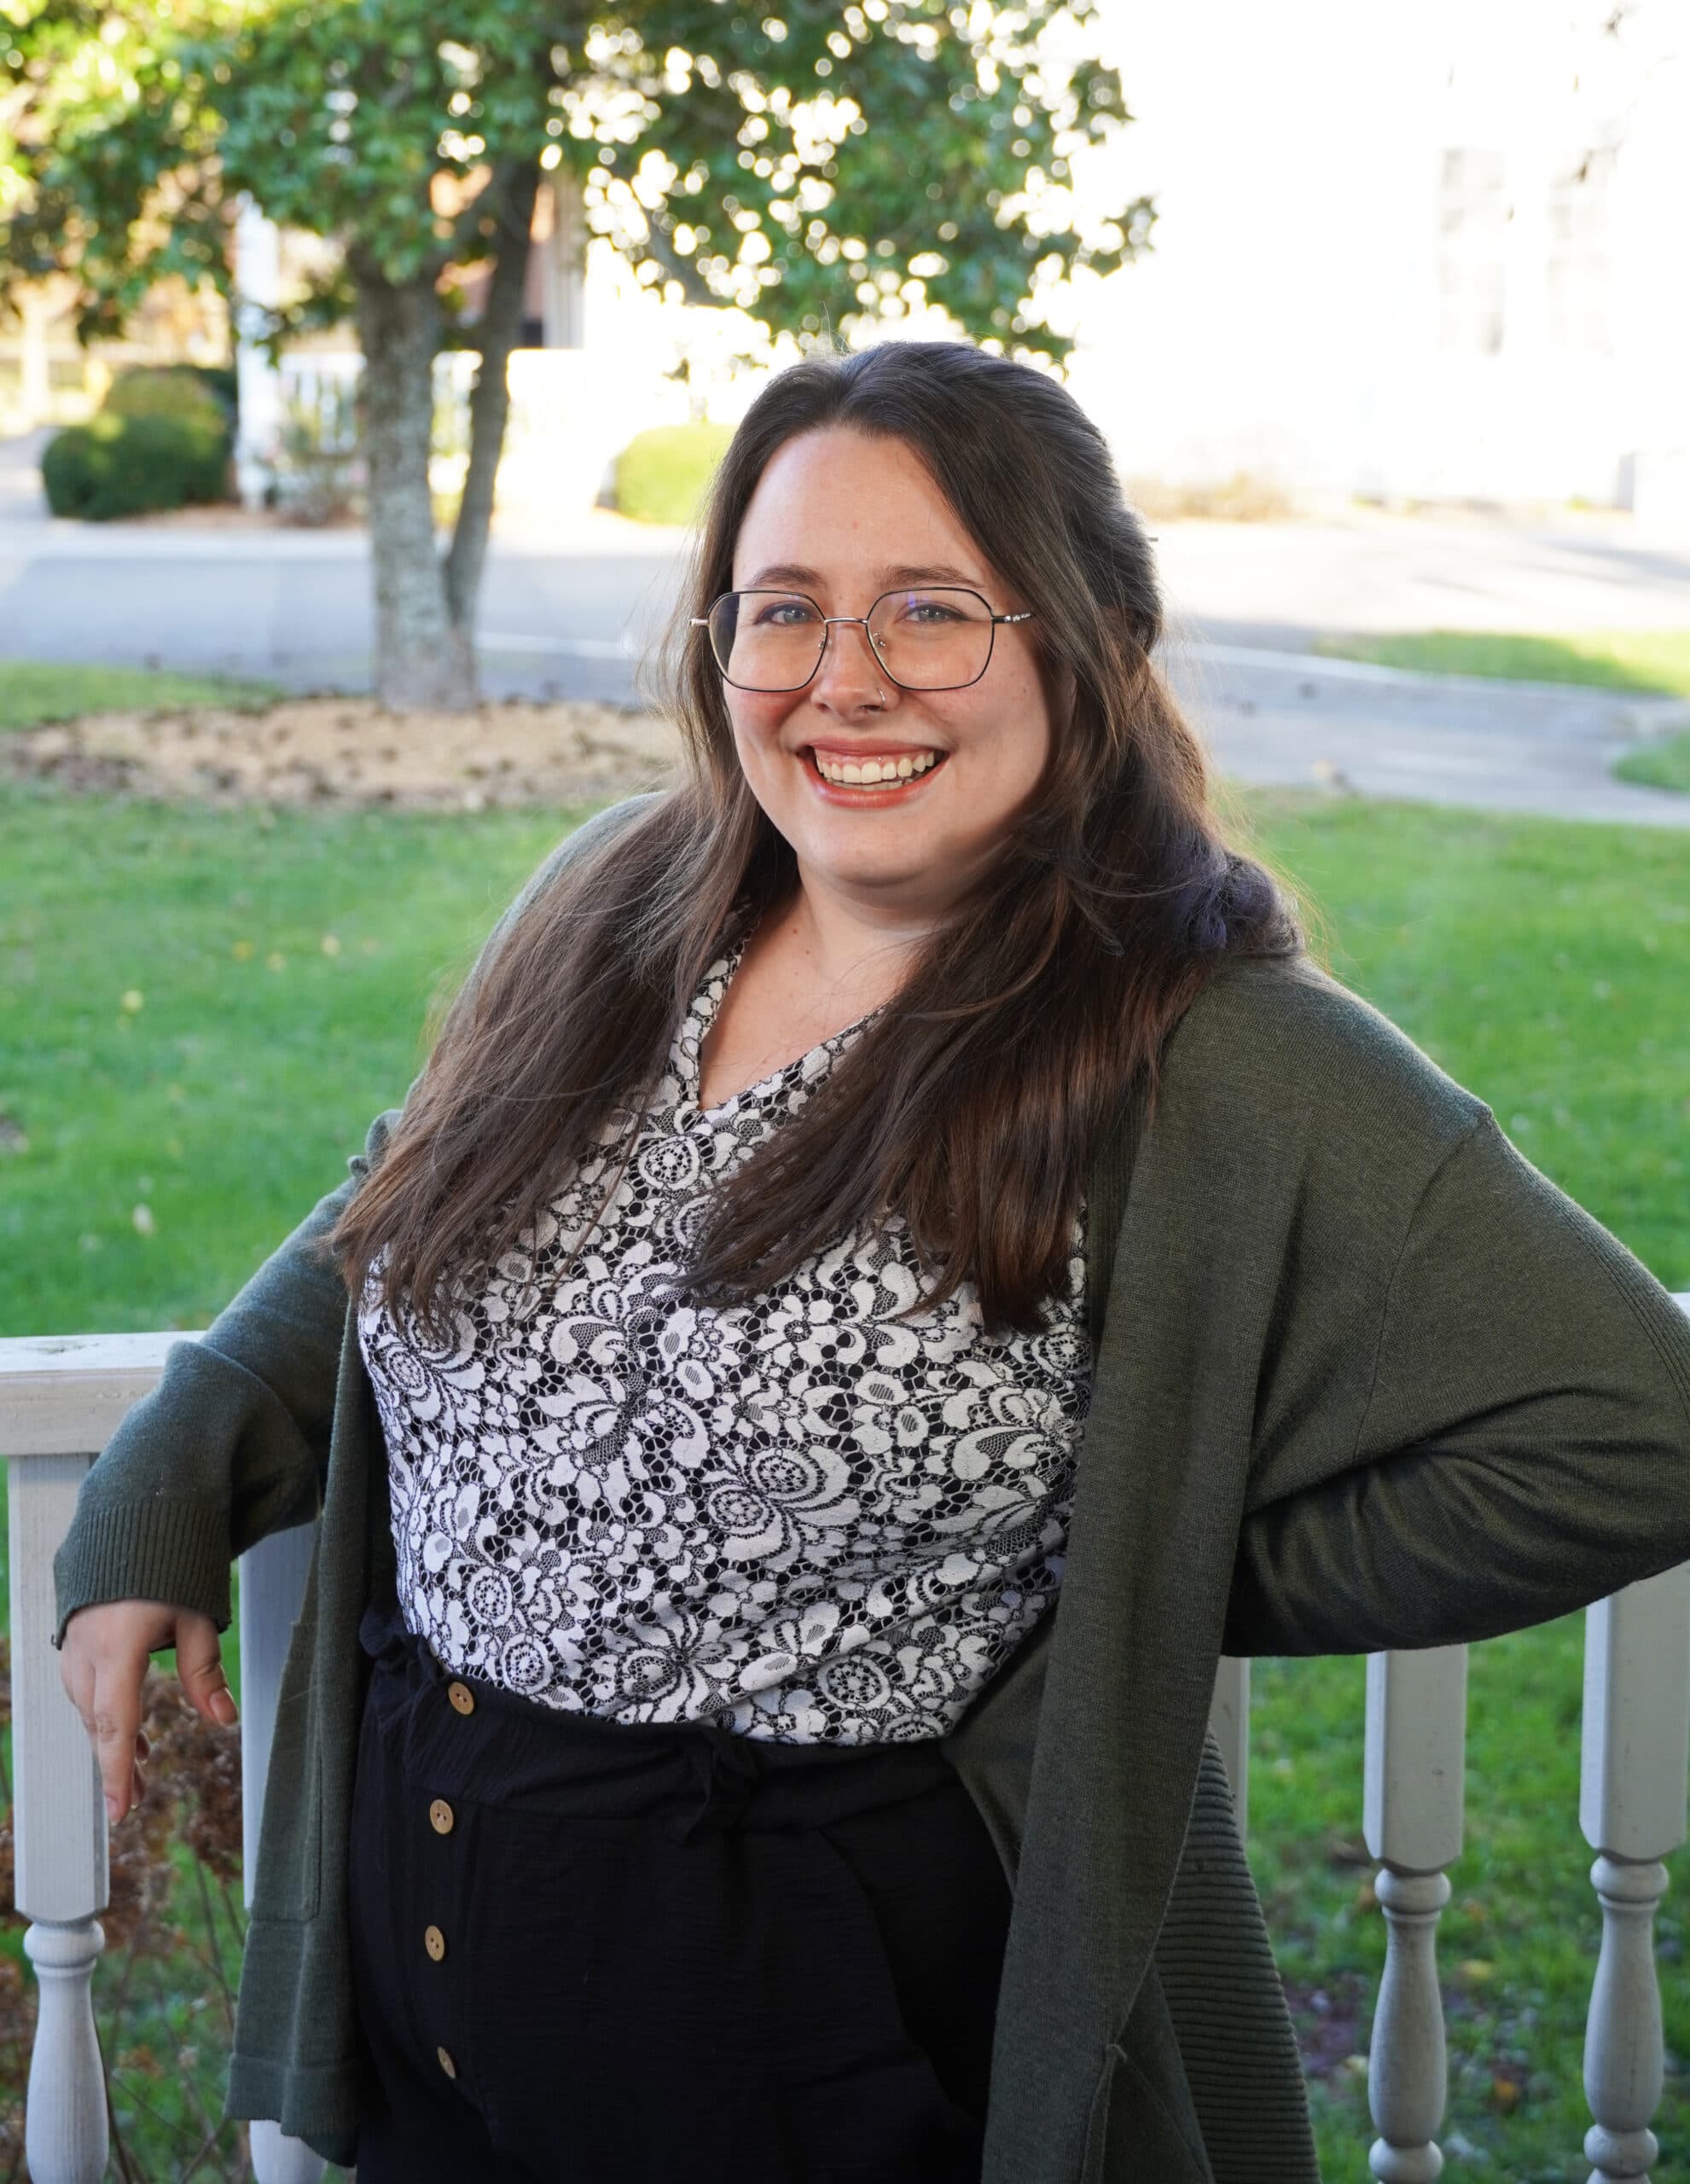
[1062,0,1690,520]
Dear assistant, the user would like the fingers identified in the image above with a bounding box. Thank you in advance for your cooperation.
[174,1612,238,1728]
[90,1653,148,1825]
[61,1645,125,1818]
[59,1602,235,1829]
[60,1607,150,1824]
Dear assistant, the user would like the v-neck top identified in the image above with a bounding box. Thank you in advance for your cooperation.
[355,925,1092,1743]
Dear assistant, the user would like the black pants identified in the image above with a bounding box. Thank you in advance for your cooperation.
[348,1604,1013,2182]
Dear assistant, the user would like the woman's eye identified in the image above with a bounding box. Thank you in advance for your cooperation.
[756,601,816,626]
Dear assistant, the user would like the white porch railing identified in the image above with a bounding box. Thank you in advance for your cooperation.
[4,1308,1689,2184]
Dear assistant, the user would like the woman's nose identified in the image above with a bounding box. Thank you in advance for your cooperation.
[810,619,896,712]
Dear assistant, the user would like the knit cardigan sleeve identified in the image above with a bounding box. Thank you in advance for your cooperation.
[53,793,663,1647]
[1223,1107,1690,1657]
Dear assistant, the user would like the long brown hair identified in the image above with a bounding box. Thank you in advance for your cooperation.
[331,340,1308,1340]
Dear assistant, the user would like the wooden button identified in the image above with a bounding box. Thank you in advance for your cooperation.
[437,2046,457,2080]
[424,1925,446,1962]
[428,1798,455,1836]
[447,1681,475,1716]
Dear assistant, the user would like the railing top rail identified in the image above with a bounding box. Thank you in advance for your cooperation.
[0,1329,207,1457]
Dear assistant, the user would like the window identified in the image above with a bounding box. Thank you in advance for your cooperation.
[1545,148,1615,354]
[1437,148,1508,356]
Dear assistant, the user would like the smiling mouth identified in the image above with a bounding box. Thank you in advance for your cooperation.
[804,748,948,787]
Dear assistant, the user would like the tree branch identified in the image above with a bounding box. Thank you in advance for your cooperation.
[444,152,543,632]
[446,156,525,263]
[630,216,723,310]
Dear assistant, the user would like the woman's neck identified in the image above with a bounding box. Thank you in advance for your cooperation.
[770,874,938,1013]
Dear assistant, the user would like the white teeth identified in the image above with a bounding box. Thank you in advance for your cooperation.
[811,750,940,787]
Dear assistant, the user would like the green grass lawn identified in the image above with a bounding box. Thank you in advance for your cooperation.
[0,660,282,730]
[2,761,1688,2181]
[1312,626,1690,699]
[2,782,1683,1336]
[1614,732,1690,793]
[0,789,617,1336]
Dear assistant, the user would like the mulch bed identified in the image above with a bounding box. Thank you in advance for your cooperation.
[1,695,684,810]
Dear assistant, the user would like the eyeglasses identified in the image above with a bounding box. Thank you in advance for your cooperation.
[691,587,1035,694]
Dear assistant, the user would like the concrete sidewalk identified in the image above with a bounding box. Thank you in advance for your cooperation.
[1163,642,1690,830]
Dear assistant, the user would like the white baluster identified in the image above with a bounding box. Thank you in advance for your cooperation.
[1579,1565,1690,2184]
[240,1521,327,2184]
[1208,1653,1251,1839]
[22,1923,107,2183]
[7,1451,110,2184]
[238,1520,318,1884]
[249,2117,334,2184]
[1363,1645,1467,2183]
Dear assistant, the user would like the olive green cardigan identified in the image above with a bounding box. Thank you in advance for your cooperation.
[55,793,1690,2182]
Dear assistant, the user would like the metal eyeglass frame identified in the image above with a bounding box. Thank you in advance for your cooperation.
[690,586,1036,693]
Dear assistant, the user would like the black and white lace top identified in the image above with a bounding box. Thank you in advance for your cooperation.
[356,926,1091,1745]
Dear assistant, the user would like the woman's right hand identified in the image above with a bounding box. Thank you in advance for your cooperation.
[60,1600,239,1824]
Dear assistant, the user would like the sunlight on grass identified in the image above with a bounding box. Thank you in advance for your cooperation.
[0,660,282,731]
[3,780,1685,1334]
[1614,729,1690,793]
[1313,627,1690,698]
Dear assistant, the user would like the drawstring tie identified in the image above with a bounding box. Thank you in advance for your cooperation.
[670,1720,764,1844]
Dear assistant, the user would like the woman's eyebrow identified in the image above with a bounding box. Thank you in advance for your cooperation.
[740,560,989,590]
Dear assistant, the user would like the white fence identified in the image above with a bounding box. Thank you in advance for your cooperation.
[3,1308,1689,2183]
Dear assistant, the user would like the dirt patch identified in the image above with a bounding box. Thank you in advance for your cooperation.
[1,695,686,811]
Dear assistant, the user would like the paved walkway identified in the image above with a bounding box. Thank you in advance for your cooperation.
[2,434,1687,828]
[1163,641,1690,830]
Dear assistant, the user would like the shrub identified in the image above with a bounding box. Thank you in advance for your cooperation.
[613,421,735,526]
[42,410,231,521]
[106,363,237,433]
[194,362,240,421]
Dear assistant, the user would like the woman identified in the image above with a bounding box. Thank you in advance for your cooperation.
[56,341,1690,2184]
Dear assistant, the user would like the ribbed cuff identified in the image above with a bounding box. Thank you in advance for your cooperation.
[53,1497,234,1647]
[225,2003,362,2169]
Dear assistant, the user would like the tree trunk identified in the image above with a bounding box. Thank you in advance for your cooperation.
[445,158,541,635]
[353,263,477,711]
